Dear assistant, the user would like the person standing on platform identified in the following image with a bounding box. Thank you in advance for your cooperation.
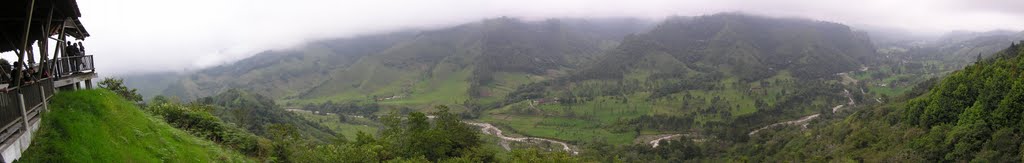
[66,42,80,72]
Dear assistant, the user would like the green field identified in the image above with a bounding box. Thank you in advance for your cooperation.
[472,69,828,145]
[379,63,471,106]
[291,111,380,141]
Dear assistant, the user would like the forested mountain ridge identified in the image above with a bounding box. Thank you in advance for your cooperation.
[728,41,1024,162]
[902,42,1024,161]
[577,13,877,81]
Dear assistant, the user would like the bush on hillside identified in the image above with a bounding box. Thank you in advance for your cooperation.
[146,102,272,157]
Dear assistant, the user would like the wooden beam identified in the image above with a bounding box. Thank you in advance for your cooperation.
[38,5,53,78]
[50,19,66,78]
[0,18,71,22]
[26,46,33,64]
[15,0,38,87]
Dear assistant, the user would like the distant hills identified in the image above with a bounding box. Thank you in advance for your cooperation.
[876,30,1024,64]
[153,17,653,106]
[142,14,884,105]
[122,15,1024,108]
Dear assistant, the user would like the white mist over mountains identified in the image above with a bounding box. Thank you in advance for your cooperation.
[55,0,1024,75]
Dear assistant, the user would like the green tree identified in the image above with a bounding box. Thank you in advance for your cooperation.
[376,106,488,162]
[150,95,170,105]
[992,80,1024,129]
[98,78,142,102]
[267,124,302,162]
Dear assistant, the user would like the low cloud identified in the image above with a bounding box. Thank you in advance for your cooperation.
[48,0,1024,75]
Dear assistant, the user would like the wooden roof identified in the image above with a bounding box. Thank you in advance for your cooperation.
[0,0,89,53]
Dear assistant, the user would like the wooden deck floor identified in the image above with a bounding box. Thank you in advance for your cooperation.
[54,72,97,88]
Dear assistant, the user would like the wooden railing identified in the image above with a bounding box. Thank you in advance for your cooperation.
[54,55,94,77]
[0,90,23,141]
[0,78,53,142]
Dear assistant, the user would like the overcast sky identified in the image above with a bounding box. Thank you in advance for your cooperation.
[9,0,1022,76]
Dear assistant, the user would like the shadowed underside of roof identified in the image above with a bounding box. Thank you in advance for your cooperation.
[0,0,88,53]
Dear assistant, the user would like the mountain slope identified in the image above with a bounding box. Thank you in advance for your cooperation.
[160,18,652,107]
[162,32,415,101]
[20,90,251,162]
[491,13,879,144]
[577,13,876,81]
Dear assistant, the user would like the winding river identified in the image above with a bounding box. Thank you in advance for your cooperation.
[649,134,683,148]
[463,122,579,155]
[749,87,856,136]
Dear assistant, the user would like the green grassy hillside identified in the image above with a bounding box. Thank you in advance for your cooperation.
[19,89,251,162]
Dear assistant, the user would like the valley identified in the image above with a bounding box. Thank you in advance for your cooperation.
[116,13,1024,162]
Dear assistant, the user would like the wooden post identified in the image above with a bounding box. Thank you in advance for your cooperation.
[39,83,47,112]
[26,46,34,65]
[17,94,27,132]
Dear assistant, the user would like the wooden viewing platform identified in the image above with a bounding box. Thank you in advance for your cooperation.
[0,0,95,162]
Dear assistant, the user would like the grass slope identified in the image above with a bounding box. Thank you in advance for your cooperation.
[19,89,251,162]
